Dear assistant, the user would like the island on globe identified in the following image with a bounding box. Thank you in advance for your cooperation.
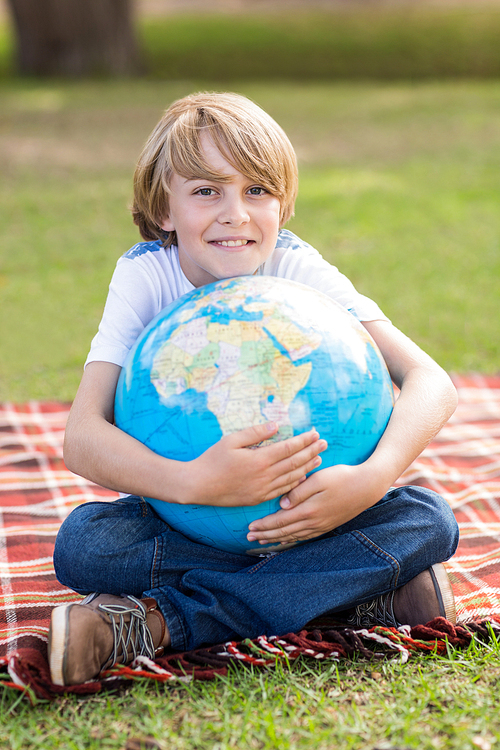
[114,275,394,555]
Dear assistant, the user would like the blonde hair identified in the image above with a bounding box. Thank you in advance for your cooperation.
[132,92,299,247]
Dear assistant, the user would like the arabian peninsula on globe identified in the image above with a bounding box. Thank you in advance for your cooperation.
[115,276,394,555]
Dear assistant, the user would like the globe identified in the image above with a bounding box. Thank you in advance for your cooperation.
[114,275,394,555]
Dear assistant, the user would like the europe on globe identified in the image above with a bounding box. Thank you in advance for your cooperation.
[114,276,394,555]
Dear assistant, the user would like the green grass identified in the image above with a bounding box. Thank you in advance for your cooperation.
[140,7,500,82]
[1,78,500,401]
[2,639,500,749]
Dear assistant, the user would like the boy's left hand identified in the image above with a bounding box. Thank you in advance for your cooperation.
[246,463,384,545]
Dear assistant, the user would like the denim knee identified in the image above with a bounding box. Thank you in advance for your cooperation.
[395,485,459,562]
[54,497,170,596]
[53,502,108,593]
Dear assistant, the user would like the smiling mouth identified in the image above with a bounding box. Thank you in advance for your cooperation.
[213,239,252,248]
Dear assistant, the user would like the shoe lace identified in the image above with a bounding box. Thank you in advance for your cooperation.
[98,595,156,668]
[347,590,400,629]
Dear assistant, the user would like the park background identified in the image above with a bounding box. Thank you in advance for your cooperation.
[1,1,500,749]
[1,0,500,402]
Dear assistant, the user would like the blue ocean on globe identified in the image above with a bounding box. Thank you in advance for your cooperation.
[114,275,394,555]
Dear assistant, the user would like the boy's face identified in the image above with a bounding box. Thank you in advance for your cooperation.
[161,135,281,288]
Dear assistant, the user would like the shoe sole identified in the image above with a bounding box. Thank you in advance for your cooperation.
[48,603,72,686]
[429,563,456,625]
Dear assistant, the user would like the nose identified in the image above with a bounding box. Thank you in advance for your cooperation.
[217,193,250,226]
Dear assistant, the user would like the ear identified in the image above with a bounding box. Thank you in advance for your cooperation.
[160,216,175,232]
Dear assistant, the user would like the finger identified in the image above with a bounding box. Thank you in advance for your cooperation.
[227,424,326,463]
[263,428,325,462]
[247,517,318,545]
[262,437,326,490]
[279,472,321,509]
[265,454,323,500]
[265,439,326,495]
[248,503,310,534]
[226,421,279,448]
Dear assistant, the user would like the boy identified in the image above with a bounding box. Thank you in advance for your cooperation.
[49,92,459,686]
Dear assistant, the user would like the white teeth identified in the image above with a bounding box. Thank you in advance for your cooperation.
[218,240,249,247]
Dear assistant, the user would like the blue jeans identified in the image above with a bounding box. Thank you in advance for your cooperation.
[53,486,459,651]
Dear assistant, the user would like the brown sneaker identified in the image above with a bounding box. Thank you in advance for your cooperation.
[348,563,456,629]
[48,593,168,686]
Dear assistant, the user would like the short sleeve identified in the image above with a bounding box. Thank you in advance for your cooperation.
[262,230,389,323]
[85,242,193,368]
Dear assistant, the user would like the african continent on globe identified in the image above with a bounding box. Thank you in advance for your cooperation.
[115,276,394,555]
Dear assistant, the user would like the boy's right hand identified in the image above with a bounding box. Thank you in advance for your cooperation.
[182,423,327,508]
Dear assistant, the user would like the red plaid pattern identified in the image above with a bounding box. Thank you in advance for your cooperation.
[0,401,118,659]
[1,376,499,661]
[396,374,500,621]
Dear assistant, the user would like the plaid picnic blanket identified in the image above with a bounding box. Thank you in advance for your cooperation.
[1,374,499,698]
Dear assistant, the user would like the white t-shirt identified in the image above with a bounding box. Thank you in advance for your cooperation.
[86,229,388,368]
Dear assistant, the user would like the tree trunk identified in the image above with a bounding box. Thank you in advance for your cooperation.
[7,0,142,77]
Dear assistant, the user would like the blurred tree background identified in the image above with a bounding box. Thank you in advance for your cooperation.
[3,0,500,81]
[6,0,141,77]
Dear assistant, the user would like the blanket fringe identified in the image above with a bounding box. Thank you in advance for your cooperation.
[2,616,499,702]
